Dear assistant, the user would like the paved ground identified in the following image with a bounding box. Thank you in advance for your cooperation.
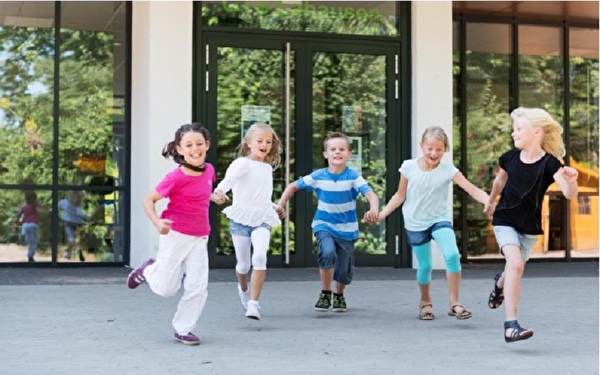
[0,262,597,375]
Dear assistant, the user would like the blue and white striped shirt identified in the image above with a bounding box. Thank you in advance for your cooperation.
[295,167,373,241]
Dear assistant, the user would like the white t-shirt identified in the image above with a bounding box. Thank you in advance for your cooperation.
[216,157,281,227]
[399,159,458,231]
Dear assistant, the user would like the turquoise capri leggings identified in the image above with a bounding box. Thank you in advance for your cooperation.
[405,222,461,285]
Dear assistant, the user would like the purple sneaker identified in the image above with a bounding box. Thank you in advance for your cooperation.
[174,332,201,345]
[127,258,155,289]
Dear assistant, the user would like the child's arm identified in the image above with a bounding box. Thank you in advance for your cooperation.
[143,190,173,234]
[377,174,408,222]
[553,166,579,200]
[362,190,380,224]
[453,171,489,205]
[483,168,508,216]
[276,182,299,219]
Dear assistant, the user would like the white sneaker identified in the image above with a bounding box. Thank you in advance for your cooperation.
[237,284,250,310]
[245,301,261,320]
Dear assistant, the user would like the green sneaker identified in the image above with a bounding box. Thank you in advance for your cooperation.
[314,292,332,312]
[332,294,347,312]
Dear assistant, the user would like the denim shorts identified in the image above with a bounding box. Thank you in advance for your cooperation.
[493,225,539,262]
[405,221,453,246]
[229,220,271,237]
[315,231,355,285]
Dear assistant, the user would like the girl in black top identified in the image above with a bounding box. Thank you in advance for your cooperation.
[484,108,579,343]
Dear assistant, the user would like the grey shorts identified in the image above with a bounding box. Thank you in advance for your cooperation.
[493,225,539,262]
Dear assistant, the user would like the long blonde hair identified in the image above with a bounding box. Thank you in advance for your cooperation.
[510,107,565,158]
[237,123,282,169]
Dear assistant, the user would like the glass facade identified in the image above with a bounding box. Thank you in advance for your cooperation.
[454,15,599,260]
[200,1,399,36]
[0,2,129,264]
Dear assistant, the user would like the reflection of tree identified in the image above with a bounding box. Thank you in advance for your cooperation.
[455,42,599,255]
[454,50,513,255]
[0,26,116,250]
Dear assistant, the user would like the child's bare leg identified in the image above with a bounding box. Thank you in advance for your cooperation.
[502,245,525,322]
[236,271,249,292]
[320,268,333,291]
[335,282,346,295]
[446,271,461,305]
[250,270,265,300]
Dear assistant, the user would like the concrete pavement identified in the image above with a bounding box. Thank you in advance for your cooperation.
[0,262,597,375]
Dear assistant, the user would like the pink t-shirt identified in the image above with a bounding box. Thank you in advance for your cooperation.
[155,164,216,237]
[20,203,41,224]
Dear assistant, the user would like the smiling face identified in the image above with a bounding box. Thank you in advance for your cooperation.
[176,130,210,167]
[246,129,273,162]
[323,136,351,169]
[419,137,446,168]
[511,117,538,150]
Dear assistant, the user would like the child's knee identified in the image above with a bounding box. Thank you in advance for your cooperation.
[444,251,461,273]
[235,263,251,275]
[153,284,179,297]
[317,249,336,268]
[251,252,267,270]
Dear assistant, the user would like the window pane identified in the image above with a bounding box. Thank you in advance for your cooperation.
[56,189,125,263]
[569,27,599,257]
[0,2,55,185]
[459,22,512,259]
[59,1,127,187]
[518,25,563,113]
[201,1,398,36]
[0,189,52,263]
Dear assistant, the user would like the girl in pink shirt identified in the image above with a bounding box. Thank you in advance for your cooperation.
[16,191,46,262]
[127,123,225,346]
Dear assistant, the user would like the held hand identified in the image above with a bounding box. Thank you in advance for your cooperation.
[561,166,579,182]
[211,192,228,205]
[275,206,287,219]
[363,209,379,224]
[155,219,173,235]
[212,190,229,204]
[483,202,495,217]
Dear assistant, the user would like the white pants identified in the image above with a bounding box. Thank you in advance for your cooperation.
[144,230,209,335]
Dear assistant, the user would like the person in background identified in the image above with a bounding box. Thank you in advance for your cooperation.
[15,191,46,262]
[57,190,88,262]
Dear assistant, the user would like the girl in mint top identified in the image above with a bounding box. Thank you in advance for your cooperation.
[377,126,489,322]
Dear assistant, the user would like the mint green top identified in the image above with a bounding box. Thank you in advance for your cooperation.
[399,159,458,231]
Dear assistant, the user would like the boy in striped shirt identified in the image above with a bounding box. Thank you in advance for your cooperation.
[276,132,379,312]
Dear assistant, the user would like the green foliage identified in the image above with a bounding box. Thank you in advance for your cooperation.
[0,25,118,255]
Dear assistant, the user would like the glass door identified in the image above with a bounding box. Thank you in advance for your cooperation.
[202,33,399,268]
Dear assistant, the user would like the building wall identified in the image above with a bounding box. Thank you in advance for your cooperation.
[130,1,194,267]
[411,1,453,269]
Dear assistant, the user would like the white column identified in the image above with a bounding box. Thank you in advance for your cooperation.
[411,1,454,270]
[130,1,193,267]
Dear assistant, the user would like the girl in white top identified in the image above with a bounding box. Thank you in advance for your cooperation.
[213,123,282,320]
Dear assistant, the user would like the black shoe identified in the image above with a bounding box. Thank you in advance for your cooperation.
[28,257,35,262]
[332,293,347,312]
[314,291,332,312]
[504,320,534,343]
[78,248,85,262]
[488,273,504,309]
